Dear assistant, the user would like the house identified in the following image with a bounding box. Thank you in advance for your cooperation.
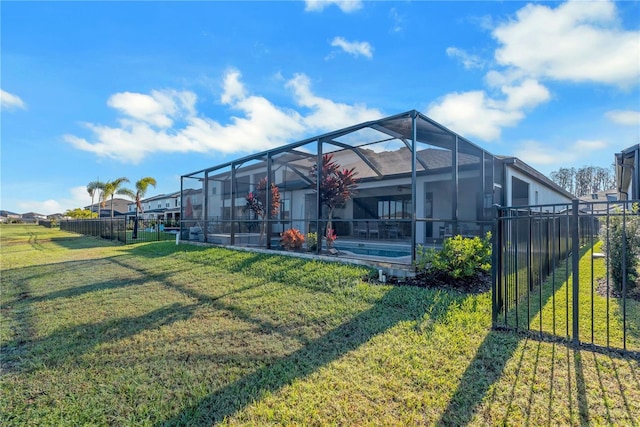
[21,212,47,223]
[616,144,640,200]
[86,197,132,217]
[180,110,572,262]
[126,192,181,226]
[0,210,20,223]
[579,189,618,202]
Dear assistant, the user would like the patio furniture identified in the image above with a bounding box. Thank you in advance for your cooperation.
[368,221,380,239]
[354,221,369,238]
[439,225,452,240]
[386,222,400,239]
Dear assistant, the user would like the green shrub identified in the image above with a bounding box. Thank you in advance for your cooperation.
[600,204,640,291]
[415,232,492,280]
[306,232,318,251]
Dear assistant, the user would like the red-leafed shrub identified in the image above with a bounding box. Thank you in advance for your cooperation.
[280,228,305,251]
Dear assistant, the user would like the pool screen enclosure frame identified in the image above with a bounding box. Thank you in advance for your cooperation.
[180,110,501,264]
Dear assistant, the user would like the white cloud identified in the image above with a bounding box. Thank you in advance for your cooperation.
[286,73,382,130]
[426,91,523,141]
[606,110,640,126]
[16,186,95,215]
[388,8,403,34]
[426,78,550,141]
[501,79,550,111]
[304,0,362,13]
[220,69,247,104]
[514,139,609,166]
[107,90,193,128]
[492,0,640,87]
[446,47,484,70]
[433,0,639,141]
[1,89,27,111]
[65,69,382,163]
[329,37,373,59]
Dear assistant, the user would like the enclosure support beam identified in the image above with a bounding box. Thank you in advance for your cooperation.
[230,164,236,246]
[203,171,209,243]
[411,111,418,263]
[316,140,323,254]
[452,136,459,235]
[266,153,272,250]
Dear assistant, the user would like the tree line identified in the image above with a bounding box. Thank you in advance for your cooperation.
[549,165,615,197]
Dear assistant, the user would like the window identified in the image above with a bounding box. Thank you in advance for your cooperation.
[354,196,411,219]
[512,177,529,206]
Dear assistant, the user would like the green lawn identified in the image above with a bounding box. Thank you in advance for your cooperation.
[1,224,639,426]
[503,241,640,352]
[124,230,177,242]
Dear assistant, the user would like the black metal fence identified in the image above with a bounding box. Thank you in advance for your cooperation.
[493,199,640,357]
[60,218,178,244]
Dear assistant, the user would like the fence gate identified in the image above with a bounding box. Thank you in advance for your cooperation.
[492,199,639,357]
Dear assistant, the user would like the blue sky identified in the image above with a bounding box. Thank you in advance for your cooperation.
[1,0,639,215]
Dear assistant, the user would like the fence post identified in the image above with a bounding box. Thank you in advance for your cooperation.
[571,198,580,344]
[491,204,502,328]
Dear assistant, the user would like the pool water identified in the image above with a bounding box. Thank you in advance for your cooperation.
[334,244,411,258]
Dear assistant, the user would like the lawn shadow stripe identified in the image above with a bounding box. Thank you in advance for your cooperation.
[2,302,197,375]
[436,243,596,426]
[156,286,457,426]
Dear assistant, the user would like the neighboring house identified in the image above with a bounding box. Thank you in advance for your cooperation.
[616,144,640,200]
[579,189,618,203]
[21,212,47,223]
[86,197,132,217]
[126,191,181,225]
[180,110,573,261]
[0,210,20,223]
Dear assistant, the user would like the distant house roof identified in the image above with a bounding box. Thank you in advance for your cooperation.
[86,197,132,215]
[579,189,618,202]
[497,156,575,200]
[22,212,47,219]
[131,191,180,206]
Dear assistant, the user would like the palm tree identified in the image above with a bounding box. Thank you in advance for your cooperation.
[132,177,157,239]
[86,180,104,217]
[101,177,134,218]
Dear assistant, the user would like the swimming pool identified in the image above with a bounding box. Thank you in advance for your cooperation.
[334,243,411,258]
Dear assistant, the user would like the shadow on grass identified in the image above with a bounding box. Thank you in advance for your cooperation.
[120,240,526,425]
[1,258,148,305]
[157,286,455,426]
[125,243,370,296]
[48,234,122,250]
[436,245,600,426]
[436,329,521,426]
[2,302,197,375]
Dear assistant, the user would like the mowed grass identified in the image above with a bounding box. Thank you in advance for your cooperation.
[504,241,640,353]
[1,225,639,426]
